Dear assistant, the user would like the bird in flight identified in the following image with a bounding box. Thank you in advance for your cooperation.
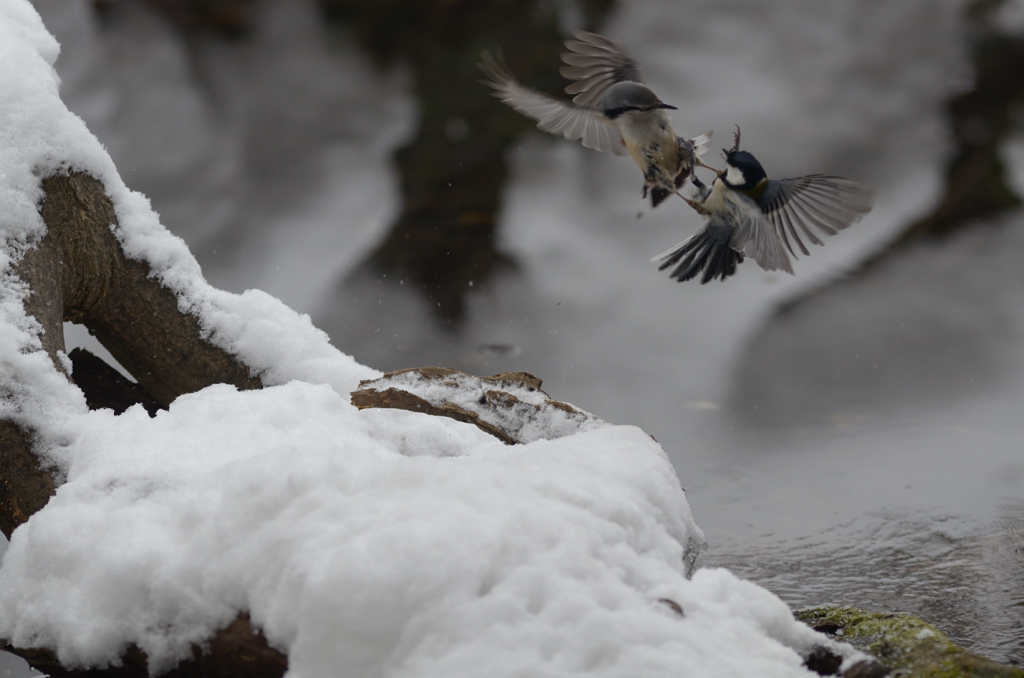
[478,31,712,210]
[479,33,875,284]
[653,127,875,283]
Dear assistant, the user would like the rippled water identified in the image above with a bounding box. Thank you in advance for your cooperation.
[20,0,1024,669]
[708,505,1024,663]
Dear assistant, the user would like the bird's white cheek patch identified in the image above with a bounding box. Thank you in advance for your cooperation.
[725,164,746,187]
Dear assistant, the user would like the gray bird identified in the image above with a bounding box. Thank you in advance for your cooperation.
[654,127,875,283]
[478,31,711,209]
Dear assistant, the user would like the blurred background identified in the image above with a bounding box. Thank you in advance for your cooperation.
[15,0,1024,669]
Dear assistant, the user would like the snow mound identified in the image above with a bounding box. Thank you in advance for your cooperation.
[0,383,716,676]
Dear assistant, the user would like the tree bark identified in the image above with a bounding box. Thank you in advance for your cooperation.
[34,173,262,409]
[1,615,285,678]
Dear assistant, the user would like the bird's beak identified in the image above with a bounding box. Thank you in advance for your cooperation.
[659,103,678,110]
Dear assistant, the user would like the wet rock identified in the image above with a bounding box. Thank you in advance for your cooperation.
[805,646,844,676]
[797,606,1024,678]
[843,659,889,678]
[810,621,844,636]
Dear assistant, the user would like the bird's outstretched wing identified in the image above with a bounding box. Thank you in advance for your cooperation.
[478,50,627,156]
[733,206,794,274]
[758,175,875,257]
[652,220,745,284]
[559,30,645,107]
[656,179,794,283]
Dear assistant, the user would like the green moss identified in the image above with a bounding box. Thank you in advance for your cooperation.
[796,607,1024,678]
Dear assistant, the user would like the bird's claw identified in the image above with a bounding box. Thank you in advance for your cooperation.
[681,195,710,215]
[696,158,721,174]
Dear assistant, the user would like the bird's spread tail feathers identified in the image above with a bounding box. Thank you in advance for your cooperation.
[652,226,744,284]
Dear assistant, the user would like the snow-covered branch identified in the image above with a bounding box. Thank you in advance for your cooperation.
[0,172,264,539]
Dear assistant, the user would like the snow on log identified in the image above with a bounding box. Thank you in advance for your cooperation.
[0,173,287,676]
[0,615,286,678]
[351,367,606,444]
[0,171,265,539]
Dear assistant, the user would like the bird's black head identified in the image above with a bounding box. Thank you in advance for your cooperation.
[721,150,767,191]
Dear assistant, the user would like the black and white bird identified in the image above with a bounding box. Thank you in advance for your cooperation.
[654,128,875,283]
[478,31,711,209]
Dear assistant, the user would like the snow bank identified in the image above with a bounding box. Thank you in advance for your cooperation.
[1,389,714,676]
[0,1,843,676]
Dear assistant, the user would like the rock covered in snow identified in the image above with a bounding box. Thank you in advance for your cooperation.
[351,367,607,445]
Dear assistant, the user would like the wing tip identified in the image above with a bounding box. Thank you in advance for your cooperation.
[477,49,513,86]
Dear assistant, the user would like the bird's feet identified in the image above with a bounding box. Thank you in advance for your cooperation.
[680,193,710,215]
[696,157,721,174]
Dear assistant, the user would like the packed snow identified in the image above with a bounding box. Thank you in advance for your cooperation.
[0,1,857,676]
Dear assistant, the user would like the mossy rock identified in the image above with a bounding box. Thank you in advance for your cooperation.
[797,607,1024,678]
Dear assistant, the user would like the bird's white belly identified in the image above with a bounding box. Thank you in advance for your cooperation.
[702,180,732,212]
[703,179,762,223]
[617,115,678,173]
